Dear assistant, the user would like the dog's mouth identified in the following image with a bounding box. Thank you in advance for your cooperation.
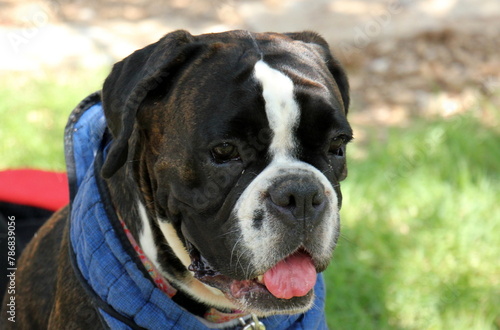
[186,241,317,313]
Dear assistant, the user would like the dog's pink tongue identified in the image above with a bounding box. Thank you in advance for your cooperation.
[263,252,316,299]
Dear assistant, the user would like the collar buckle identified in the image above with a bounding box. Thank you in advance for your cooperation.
[239,314,266,330]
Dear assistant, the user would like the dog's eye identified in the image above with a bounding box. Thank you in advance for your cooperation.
[212,143,240,163]
[328,136,347,157]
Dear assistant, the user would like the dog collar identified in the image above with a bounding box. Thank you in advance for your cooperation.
[118,218,178,298]
[119,215,254,324]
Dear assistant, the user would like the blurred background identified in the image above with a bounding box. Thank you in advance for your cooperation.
[0,0,499,328]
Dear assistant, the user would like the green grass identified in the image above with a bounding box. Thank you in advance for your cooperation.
[326,113,500,329]
[1,70,499,329]
[0,69,108,170]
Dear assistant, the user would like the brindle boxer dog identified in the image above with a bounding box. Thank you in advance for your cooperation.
[2,30,352,329]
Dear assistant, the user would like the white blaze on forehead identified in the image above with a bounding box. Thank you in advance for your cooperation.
[254,60,300,161]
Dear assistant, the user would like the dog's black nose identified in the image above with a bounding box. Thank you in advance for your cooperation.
[267,175,326,225]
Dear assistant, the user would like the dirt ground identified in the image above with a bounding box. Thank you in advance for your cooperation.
[1,0,499,125]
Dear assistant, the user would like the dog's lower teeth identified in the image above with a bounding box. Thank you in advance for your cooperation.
[256,275,264,283]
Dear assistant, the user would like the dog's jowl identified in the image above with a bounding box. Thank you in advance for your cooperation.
[2,30,352,329]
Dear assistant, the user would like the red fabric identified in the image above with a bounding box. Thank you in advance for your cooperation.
[0,169,69,211]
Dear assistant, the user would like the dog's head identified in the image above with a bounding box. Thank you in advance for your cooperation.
[101,30,352,316]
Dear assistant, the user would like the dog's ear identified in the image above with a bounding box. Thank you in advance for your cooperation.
[101,30,202,178]
[286,31,350,113]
